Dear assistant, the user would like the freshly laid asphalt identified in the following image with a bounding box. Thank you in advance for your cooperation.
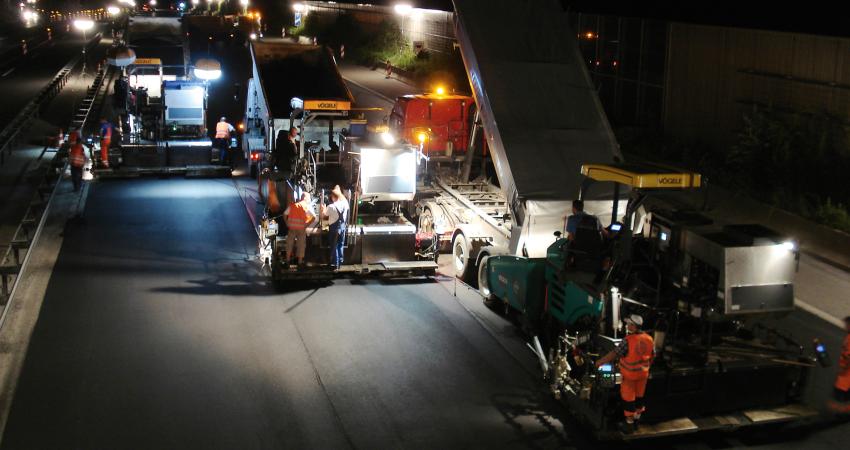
[0,178,571,449]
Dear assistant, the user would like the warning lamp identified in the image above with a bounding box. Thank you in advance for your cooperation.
[238,122,245,130]
[417,132,427,143]
[435,86,445,95]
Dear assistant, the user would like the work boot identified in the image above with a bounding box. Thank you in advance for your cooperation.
[618,419,636,434]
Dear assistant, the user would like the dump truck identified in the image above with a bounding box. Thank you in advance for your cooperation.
[386,0,827,439]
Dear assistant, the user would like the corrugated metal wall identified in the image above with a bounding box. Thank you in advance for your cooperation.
[665,24,850,148]
[303,2,456,54]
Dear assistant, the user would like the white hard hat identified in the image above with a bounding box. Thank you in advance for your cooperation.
[625,314,644,327]
[220,116,226,121]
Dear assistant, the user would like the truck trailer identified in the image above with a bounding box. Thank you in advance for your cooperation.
[385,0,826,439]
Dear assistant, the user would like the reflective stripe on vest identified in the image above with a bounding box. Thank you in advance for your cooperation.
[620,332,653,374]
[69,144,85,167]
[215,122,231,138]
[286,203,309,231]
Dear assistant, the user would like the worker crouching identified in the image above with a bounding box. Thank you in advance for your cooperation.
[284,192,316,269]
[596,314,655,433]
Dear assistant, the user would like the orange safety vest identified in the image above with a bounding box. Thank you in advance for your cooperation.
[286,202,311,231]
[836,334,850,391]
[620,332,654,380]
[69,143,85,168]
[215,121,231,139]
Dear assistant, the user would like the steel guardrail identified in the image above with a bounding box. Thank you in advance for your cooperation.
[0,34,102,167]
[0,42,109,318]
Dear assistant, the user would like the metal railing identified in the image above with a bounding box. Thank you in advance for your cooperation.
[0,58,110,314]
[0,34,101,167]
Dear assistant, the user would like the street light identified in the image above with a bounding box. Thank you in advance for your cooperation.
[394,4,412,42]
[108,6,121,16]
[394,4,412,15]
[240,0,249,14]
[74,19,95,57]
[194,58,222,80]
[292,3,305,12]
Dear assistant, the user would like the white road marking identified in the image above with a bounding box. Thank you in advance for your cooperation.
[796,297,845,329]
[1,67,15,77]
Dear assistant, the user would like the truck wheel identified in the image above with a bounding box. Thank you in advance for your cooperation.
[478,254,494,302]
[249,162,257,179]
[452,232,477,286]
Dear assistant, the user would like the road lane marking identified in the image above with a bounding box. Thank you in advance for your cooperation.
[1,67,15,77]
[796,297,844,329]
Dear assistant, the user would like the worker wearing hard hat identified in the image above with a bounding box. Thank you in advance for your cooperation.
[829,316,850,414]
[214,117,235,166]
[284,191,315,269]
[596,314,655,433]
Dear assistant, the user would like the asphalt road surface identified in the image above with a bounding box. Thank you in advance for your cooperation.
[0,30,105,126]
[0,178,574,449]
[2,176,849,449]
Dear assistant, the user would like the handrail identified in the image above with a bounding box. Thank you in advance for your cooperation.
[0,56,111,321]
[0,33,102,167]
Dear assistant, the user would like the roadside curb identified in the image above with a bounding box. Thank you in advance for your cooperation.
[796,298,845,330]
[0,175,92,442]
[342,76,395,104]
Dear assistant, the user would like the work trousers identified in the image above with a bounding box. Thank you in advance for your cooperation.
[620,376,648,418]
[71,166,83,192]
[329,222,345,268]
[100,138,110,165]
[829,387,850,414]
[215,138,229,165]
[286,229,307,261]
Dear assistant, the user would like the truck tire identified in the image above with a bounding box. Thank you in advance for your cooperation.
[477,254,494,302]
[452,232,477,285]
[249,162,258,179]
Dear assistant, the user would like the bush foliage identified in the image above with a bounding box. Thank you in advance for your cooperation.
[620,107,850,233]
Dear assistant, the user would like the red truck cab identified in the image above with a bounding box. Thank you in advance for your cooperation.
[389,92,475,159]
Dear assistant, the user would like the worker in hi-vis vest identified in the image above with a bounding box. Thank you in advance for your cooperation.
[215,117,235,166]
[596,314,655,433]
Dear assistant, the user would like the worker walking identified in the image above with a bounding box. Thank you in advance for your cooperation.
[596,314,655,433]
[68,131,87,192]
[321,185,349,270]
[99,118,113,168]
[284,192,315,269]
[215,117,235,167]
[829,316,850,414]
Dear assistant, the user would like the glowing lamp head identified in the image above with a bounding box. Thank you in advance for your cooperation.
[249,33,258,40]
[780,241,796,252]
[74,19,94,31]
[435,86,445,95]
[380,132,396,146]
[394,4,412,15]
[194,58,222,80]
[108,6,121,15]
[417,132,427,143]
[293,3,305,12]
